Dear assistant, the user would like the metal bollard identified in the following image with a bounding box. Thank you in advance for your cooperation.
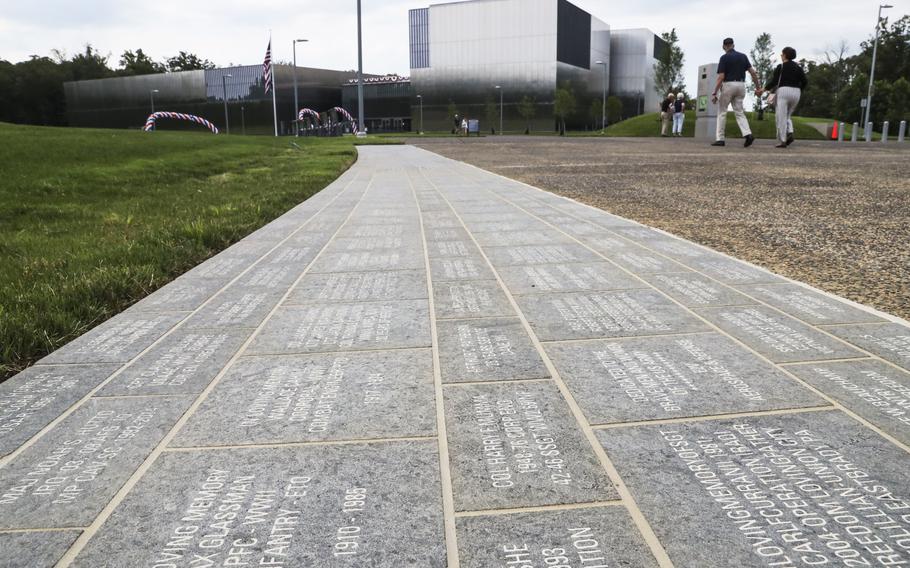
[852,122,858,142]
[899,121,907,143]
[865,122,873,142]
[882,121,890,143]
[838,122,845,142]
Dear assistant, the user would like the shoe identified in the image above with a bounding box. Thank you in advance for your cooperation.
[744,134,755,147]
[775,143,787,148]
[786,133,794,146]
[711,140,726,147]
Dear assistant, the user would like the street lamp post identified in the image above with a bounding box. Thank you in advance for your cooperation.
[356,0,365,135]
[292,39,308,136]
[416,95,423,134]
[222,74,232,134]
[241,105,246,135]
[865,4,893,128]
[595,60,607,132]
[495,85,502,135]
[150,89,159,130]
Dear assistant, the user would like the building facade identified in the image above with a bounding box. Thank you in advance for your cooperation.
[342,76,412,133]
[610,28,668,119]
[408,0,660,132]
[63,2,663,135]
[64,65,365,135]
[409,0,610,132]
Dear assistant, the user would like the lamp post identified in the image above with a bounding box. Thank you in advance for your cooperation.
[222,74,232,134]
[356,0,365,134]
[416,94,423,134]
[864,4,893,128]
[241,105,246,135]
[150,89,159,130]
[292,38,308,135]
[595,60,607,132]
[495,85,502,135]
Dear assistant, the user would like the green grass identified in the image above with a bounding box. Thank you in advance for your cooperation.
[0,123,393,379]
[575,111,828,140]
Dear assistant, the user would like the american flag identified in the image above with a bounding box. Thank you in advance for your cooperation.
[263,39,273,93]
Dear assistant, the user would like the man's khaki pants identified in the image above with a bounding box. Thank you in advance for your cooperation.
[661,112,670,135]
[716,81,751,141]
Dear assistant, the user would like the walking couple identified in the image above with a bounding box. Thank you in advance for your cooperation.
[711,37,807,148]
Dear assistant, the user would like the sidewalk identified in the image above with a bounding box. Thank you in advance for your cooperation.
[1,145,908,567]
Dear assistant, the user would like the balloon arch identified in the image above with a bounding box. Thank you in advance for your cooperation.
[144,112,219,134]
[297,108,321,124]
[296,107,358,135]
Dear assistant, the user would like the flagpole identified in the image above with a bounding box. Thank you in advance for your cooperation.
[270,32,279,137]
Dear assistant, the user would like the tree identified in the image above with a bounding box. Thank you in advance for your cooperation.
[553,82,576,135]
[858,16,910,88]
[517,95,536,134]
[750,33,774,119]
[119,49,165,76]
[166,51,215,72]
[653,29,685,99]
[484,96,499,134]
[833,73,869,124]
[4,56,71,125]
[606,96,623,124]
[824,40,852,108]
[0,60,16,121]
[67,44,114,81]
[887,77,910,125]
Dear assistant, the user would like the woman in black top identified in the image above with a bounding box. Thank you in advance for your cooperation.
[759,46,807,148]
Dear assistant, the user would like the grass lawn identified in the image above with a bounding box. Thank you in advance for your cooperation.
[585,111,829,140]
[0,122,392,379]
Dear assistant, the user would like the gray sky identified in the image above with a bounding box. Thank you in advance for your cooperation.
[2,0,906,90]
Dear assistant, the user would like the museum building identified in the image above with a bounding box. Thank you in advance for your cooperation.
[64,65,378,135]
[62,0,665,134]
[408,0,666,131]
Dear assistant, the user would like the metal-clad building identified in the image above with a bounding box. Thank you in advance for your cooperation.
[342,76,412,133]
[64,65,364,135]
[409,0,612,132]
[610,28,668,118]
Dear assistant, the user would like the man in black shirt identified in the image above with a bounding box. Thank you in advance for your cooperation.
[711,38,761,147]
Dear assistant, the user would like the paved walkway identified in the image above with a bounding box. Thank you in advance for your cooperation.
[1,145,909,567]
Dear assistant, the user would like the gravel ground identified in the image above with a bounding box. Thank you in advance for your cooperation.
[413,136,910,321]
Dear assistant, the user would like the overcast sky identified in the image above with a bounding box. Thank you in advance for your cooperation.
[2,0,906,89]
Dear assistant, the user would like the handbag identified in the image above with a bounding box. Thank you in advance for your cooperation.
[766,64,783,107]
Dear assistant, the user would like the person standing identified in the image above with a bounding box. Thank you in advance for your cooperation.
[759,47,807,148]
[660,93,675,137]
[711,38,760,147]
[672,93,686,136]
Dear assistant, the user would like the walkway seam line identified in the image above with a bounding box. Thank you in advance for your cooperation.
[408,166,461,568]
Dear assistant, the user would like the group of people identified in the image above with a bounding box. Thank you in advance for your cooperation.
[660,93,687,137]
[663,37,808,148]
